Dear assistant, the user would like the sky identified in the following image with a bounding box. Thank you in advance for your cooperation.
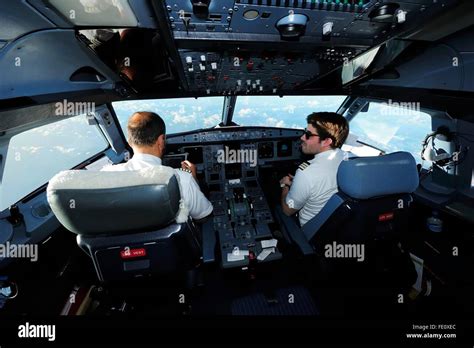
[0,96,432,211]
[112,96,348,136]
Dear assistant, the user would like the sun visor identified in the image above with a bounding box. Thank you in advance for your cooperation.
[0,30,127,109]
[46,0,138,27]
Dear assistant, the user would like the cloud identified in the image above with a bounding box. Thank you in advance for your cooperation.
[19,146,43,154]
[241,96,251,106]
[283,105,296,114]
[171,111,196,125]
[266,117,285,128]
[238,108,254,117]
[53,146,76,154]
[203,114,221,127]
[306,100,320,107]
[112,100,152,113]
[30,122,65,137]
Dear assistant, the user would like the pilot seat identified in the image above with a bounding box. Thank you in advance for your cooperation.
[46,166,202,283]
[275,152,419,294]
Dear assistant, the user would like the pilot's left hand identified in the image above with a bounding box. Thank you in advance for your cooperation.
[181,160,197,180]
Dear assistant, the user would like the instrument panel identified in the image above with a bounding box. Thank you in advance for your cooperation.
[166,127,302,269]
[167,127,303,170]
[166,127,303,143]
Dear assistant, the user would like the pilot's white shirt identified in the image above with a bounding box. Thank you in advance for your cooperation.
[286,148,346,226]
[101,153,213,220]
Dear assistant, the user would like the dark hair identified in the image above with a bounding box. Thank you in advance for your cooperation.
[127,111,166,147]
[306,112,349,148]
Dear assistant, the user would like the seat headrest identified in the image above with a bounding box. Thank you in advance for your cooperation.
[337,152,419,199]
[47,166,189,235]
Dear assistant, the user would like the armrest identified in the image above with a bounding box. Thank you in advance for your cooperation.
[301,193,346,243]
[274,205,314,256]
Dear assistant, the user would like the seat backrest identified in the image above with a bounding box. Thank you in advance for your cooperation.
[47,166,188,235]
[303,152,419,287]
[336,151,419,201]
[46,166,201,282]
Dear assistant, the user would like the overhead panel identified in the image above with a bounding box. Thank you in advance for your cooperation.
[163,0,459,95]
[166,0,235,33]
[179,49,325,95]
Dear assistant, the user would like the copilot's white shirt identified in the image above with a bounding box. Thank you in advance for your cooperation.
[101,153,213,220]
[286,148,346,226]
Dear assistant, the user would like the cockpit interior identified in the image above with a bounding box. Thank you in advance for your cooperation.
[1,0,474,343]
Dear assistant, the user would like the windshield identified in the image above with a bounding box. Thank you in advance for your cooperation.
[113,97,225,137]
[112,96,347,135]
[0,114,109,211]
[349,100,432,164]
[233,96,347,128]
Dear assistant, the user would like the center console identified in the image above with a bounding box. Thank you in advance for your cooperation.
[209,177,282,269]
[197,142,283,268]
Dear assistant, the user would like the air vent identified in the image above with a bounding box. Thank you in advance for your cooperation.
[70,67,106,82]
[32,202,52,219]
[236,0,370,12]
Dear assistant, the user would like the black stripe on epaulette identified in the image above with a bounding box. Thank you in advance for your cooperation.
[298,161,311,171]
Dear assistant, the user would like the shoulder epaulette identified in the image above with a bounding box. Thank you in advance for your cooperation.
[298,161,311,171]
[179,168,192,174]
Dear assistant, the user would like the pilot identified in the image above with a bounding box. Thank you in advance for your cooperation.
[279,112,349,226]
[101,111,213,221]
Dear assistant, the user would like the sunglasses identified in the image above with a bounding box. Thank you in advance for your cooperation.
[303,128,320,140]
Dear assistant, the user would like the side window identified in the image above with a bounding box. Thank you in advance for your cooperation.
[0,114,109,211]
[348,101,432,164]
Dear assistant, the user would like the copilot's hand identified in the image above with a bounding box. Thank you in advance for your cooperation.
[279,174,293,188]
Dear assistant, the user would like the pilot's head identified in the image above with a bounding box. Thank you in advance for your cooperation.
[301,112,349,155]
[127,111,166,157]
